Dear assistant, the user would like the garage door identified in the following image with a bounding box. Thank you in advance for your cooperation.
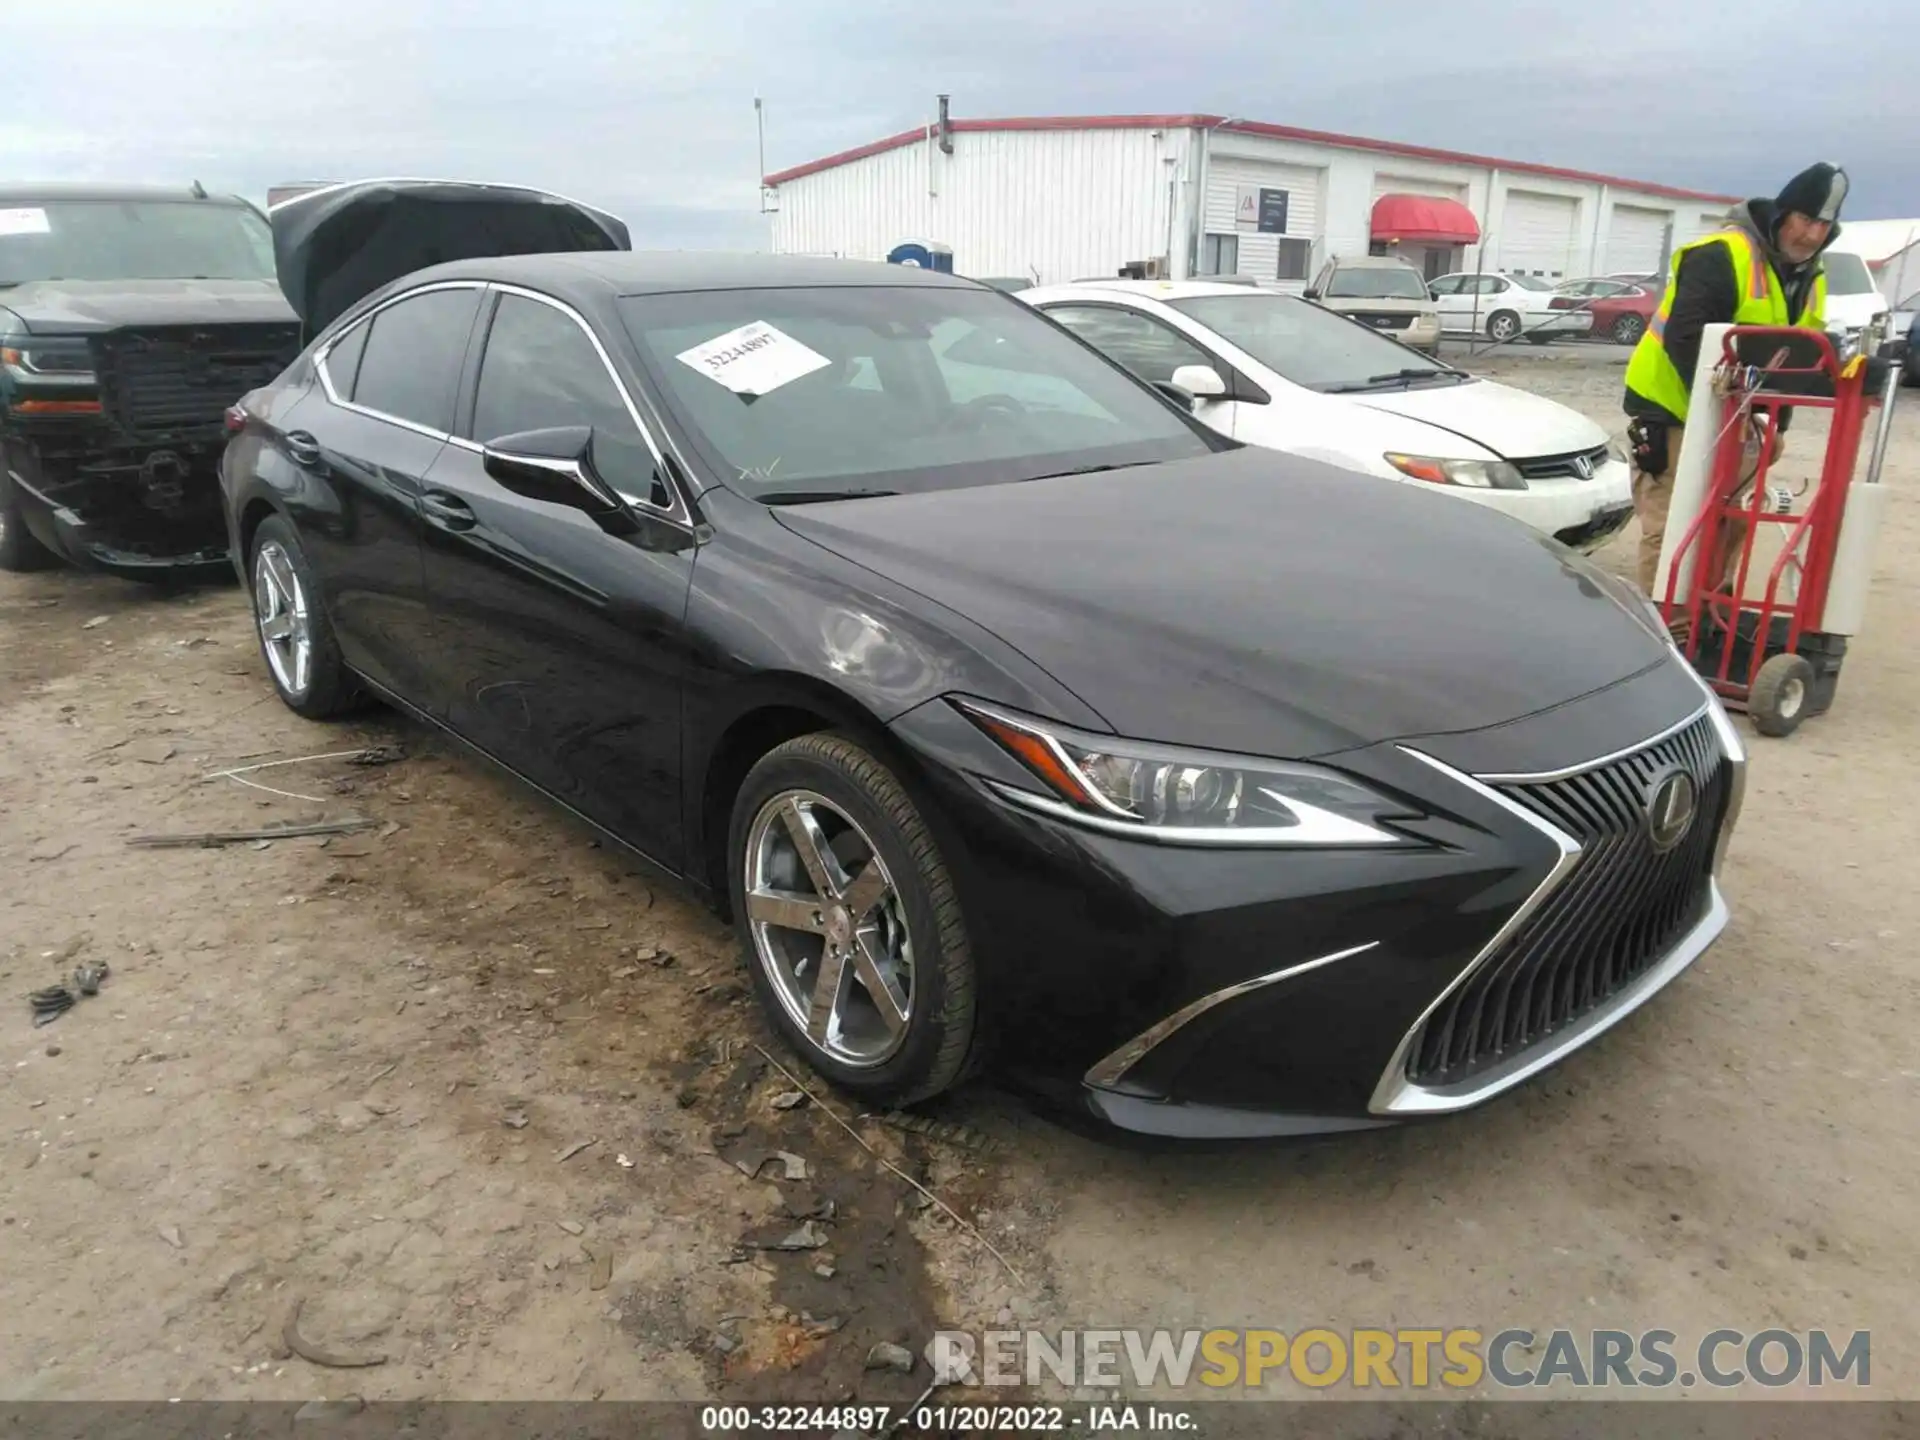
[1605,204,1671,275]
[1500,190,1579,279]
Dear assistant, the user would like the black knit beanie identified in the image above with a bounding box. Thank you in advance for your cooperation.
[1774,163,1849,225]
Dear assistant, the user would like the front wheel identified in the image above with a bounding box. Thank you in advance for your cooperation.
[728,731,981,1107]
[1612,313,1647,345]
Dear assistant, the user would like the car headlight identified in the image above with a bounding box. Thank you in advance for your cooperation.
[1384,453,1528,490]
[1,340,97,385]
[953,698,1424,846]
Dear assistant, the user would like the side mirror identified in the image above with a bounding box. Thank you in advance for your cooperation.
[481,425,636,532]
[1303,288,1322,301]
[1170,364,1227,399]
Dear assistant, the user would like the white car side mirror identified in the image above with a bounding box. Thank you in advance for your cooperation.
[1170,364,1227,399]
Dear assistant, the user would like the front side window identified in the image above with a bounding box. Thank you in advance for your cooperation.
[1168,292,1460,393]
[471,293,652,494]
[1043,305,1214,386]
[620,285,1215,501]
[349,287,482,434]
[1428,276,1463,296]
[1821,251,1876,297]
[0,199,275,285]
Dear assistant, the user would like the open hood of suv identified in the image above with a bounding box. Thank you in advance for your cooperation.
[270,179,630,334]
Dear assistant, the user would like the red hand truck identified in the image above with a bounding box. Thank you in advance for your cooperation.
[1658,324,1901,737]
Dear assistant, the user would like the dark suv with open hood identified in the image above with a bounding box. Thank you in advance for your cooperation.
[0,184,301,579]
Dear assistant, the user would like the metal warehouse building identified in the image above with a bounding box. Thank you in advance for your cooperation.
[764,108,1742,291]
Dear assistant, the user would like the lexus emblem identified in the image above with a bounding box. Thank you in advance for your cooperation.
[1572,454,1594,479]
[1646,769,1698,852]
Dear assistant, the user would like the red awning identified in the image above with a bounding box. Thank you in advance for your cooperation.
[1370,194,1481,245]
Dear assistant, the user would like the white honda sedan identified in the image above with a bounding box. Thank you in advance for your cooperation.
[1019,280,1632,550]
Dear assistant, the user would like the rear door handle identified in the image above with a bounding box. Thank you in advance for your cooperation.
[420,489,477,532]
[284,430,322,468]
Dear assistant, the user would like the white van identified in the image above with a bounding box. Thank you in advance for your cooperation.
[1822,246,1891,353]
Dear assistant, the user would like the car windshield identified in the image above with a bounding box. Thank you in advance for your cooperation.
[1324,267,1429,299]
[619,285,1218,500]
[0,199,276,285]
[1166,292,1458,392]
[1822,251,1877,296]
[1506,273,1554,291]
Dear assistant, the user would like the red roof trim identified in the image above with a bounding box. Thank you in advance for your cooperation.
[763,112,1741,205]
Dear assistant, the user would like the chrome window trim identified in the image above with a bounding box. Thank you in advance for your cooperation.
[482,282,692,525]
[1084,942,1380,1090]
[313,279,487,443]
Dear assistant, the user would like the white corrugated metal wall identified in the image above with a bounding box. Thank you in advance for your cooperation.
[770,128,1179,285]
[1370,173,1469,205]
[1202,154,1324,287]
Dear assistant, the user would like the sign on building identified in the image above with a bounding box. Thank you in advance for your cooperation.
[1235,185,1292,235]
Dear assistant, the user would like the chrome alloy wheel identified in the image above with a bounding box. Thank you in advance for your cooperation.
[744,790,913,1067]
[253,539,313,697]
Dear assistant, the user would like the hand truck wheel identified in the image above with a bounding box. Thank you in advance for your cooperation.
[1750,653,1815,738]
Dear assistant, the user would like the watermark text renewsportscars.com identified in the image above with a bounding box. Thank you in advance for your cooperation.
[929,1327,1871,1392]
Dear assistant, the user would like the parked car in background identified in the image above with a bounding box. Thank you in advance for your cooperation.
[1304,256,1440,352]
[223,181,1745,1138]
[1556,277,1659,345]
[1428,272,1595,344]
[1819,248,1892,358]
[0,183,301,577]
[972,276,1033,293]
[1022,279,1633,551]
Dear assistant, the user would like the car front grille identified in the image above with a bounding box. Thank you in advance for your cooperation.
[1407,711,1728,1089]
[94,326,300,435]
[1514,444,1611,482]
[1345,310,1414,330]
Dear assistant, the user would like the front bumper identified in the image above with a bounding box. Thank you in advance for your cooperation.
[889,665,1744,1140]
[1463,457,1635,552]
[5,436,234,580]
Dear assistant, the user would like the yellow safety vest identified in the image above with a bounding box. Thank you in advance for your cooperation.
[1624,227,1828,422]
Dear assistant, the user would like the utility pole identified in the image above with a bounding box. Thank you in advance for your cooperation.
[755,96,777,252]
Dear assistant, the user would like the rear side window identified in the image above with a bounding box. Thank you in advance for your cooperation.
[320,321,369,397]
[350,288,482,433]
[470,293,654,496]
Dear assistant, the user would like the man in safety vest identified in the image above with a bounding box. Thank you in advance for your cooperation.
[1622,162,1848,599]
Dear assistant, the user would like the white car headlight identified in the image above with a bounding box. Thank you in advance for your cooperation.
[1384,453,1528,491]
[954,699,1425,847]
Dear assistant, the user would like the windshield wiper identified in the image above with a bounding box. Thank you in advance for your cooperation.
[1024,460,1155,481]
[1326,368,1468,393]
[759,488,901,506]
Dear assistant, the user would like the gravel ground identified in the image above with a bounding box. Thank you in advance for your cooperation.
[2,344,1916,1410]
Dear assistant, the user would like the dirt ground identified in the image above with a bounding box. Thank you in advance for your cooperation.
[3,345,1918,1411]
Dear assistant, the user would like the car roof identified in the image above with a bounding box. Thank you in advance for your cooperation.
[1022,278,1292,304]
[0,182,251,205]
[396,250,984,300]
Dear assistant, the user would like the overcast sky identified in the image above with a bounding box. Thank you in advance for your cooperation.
[11,0,1916,249]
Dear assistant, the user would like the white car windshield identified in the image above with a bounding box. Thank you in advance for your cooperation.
[1822,252,1877,297]
[1167,293,1464,393]
[0,199,275,285]
[1324,267,1430,300]
[620,285,1220,501]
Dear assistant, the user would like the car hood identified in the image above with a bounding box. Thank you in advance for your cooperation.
[774,447,1670,758]
[1352,377,1608,461]
[1325,296,1434,312]
[270,179,630,334]
[0,279,295,335]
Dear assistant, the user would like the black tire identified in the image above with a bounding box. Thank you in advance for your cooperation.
[728,730,981,1107]
[0,457,60,572]
[1486,310,1521,343]
[247,514,362,719]
[1612,313,1647,346]
[1750,652,1815,738]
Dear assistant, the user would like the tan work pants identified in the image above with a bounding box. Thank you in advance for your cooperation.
[1632,421,1762,620]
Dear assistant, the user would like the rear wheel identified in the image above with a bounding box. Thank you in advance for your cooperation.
[1612,313,1647,346]
[1486,310,1521,343]
[1750,652,1814,737]
[0,459,59,573]
[249,515,362,719]
[728,731,981,1107]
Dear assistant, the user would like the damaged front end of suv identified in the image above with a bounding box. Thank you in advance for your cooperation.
[1,185,301,581]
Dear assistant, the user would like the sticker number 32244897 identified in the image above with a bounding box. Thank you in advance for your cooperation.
[674,321,831,398]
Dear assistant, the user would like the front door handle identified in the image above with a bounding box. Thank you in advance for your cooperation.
[284,430,322,468]
[420,489,477,532]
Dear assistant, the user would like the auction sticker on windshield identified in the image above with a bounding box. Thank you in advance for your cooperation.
[676,321,830,397]
[0,208,52,237]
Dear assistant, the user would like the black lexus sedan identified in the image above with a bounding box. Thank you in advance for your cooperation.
[220,180,1747,1140]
